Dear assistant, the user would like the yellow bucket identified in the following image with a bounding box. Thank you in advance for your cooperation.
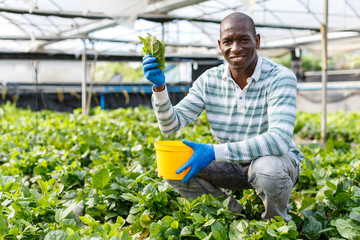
[154,141,193,180]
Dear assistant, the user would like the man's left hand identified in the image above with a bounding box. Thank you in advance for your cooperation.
[177,140,215,183]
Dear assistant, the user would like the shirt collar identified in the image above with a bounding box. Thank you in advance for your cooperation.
[251,56,262,82]
[222,55,262,82]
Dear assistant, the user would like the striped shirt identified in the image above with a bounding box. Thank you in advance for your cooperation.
[152,56,304,168]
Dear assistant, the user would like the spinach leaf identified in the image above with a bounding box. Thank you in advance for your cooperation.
[139,33,165,70]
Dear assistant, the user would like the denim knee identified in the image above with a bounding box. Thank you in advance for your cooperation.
[250,173,292,197]
[248,155,296,196]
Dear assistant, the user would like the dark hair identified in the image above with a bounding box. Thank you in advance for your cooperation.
[220,12,256,36]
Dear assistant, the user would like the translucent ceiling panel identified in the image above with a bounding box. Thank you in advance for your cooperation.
[0,0,359,56]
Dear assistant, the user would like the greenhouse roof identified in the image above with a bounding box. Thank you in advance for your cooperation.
[0,0,360,60]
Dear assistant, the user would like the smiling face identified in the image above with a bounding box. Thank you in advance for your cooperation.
[218,13,260,80]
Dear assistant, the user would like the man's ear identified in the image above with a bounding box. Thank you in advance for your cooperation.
[217,39,221,50]
[255,34,260,49]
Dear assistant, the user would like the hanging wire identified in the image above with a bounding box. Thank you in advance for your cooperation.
[22,14,46,36]
[0,12,31,37]
[0,80,6,117]
[48,0,79,34]
[81,39,88,115]
[298,90,360,103]
[296,0,322,24]
[344,0,360,20]
[31,59,39,145]
[85,40,99,114]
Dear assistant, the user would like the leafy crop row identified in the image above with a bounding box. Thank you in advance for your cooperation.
[294,111,360,143]
[0,103,359,239]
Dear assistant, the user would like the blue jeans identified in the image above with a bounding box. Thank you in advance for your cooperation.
[165,154,299,221]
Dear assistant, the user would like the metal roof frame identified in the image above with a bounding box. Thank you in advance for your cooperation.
[0,0,359,58]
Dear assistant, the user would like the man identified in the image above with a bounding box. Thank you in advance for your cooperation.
[142,12,304,222]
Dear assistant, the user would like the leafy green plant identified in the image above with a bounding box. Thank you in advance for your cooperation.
[230,217,299,239]
[139,33,166,70]
[294,111,360,143]
[1,102,360,239]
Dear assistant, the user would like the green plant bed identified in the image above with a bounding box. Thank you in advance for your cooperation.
[0,103,359,239]
[294,111,360,143]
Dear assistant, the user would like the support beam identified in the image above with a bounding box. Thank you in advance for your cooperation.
[0,4,321,53]
[320,0,328,145]
[0,35,217,49]
[0,7,321,31]
[0,7,109,19]
[0,1,209,51]
[0,51,222,63]
[81,49,87,115]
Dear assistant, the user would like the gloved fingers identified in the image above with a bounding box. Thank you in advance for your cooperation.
[182,167,198,183]
[182,140,196,149]
[176,157,193,174]
[145,68,163,79]
[142,54,156,63]
[142,53,152,58]
[143,61,158,71]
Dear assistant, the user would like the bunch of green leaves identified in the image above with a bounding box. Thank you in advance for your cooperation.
[230,217,299,240]
[146,194,238,240]
[139,33,166,70]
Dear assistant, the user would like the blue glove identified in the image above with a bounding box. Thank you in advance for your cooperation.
[142,54,165,88]
[176,140,215,183]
